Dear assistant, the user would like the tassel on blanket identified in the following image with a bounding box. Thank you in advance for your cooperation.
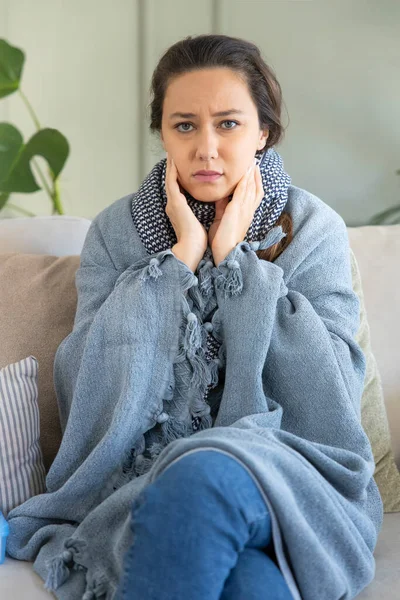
[172,355,193,394]
[82,570,115,600]
[187,349,210,388]
[183,312,203,355]
[197,259,214,299]
[214,259,243,298]
[208,357,221,387]
[134,419,191,477]
[138,257,163,281]
[44,556,71,591]
[179,267,198,295]
[183,311,212,388]
[248,226,287,252]
[160,415,191,445]
[44,539,88,591]
[134,454,155,477]
[186,282,205,313]
[197,412,213,431]
[210,311,223,343]
[259,226,286,250]
[189,387,212,420]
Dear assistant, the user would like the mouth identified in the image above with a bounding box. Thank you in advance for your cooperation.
[193,173,223,183]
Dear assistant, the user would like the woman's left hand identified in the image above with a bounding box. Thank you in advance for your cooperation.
[209,160,264,266]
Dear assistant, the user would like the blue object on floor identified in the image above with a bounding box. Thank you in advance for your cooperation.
[0,511,9,564]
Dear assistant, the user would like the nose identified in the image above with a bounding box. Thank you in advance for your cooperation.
[195,127,218,161]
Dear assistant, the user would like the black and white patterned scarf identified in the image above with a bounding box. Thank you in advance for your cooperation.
[132,147,291,253]
[131,147,291,429]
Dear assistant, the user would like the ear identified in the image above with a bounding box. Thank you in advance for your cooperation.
[258,129,269,151]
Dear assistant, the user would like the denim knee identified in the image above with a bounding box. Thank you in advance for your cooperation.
[138,449,269,526]
[152,449,251,498]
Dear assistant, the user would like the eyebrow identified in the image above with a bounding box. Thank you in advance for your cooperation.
[169,109,246,120]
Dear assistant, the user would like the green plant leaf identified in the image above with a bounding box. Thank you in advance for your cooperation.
[369,204,400,225]
[0,39,25,99]
[0,124,69,193]
[0,123,24,181]
[0,192,10,210]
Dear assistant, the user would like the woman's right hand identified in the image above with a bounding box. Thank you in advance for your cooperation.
[165,153,208,272]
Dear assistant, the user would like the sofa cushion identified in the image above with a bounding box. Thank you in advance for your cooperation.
[0,254,80,473]
[355,513,400,599]
[0,215,91,256]
[348,225,400,467]
[0,356,46,517]
[351,250,400,513]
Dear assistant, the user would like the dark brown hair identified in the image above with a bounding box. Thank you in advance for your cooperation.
[148,34,293,262]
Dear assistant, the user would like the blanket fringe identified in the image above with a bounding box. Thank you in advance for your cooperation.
[186,279,205,312]
[183,312,202,355]
[214,259,243,298]
[210,310,223,343]
[83,571,116,600]
[187,348,210,388]
[134,417,192,477]
[181,309,212,389]
[44,536,116,599]
[44,538,88,592]
[197,411,213,431]
[248,226,287,252]
[125,254,217,481]
[212,230,285,299]
[209,357,221,387]
[197,258,214,299]
[44,555,71,591]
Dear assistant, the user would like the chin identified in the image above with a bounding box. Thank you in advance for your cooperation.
[185,185,227,203]
[189,193,221,204]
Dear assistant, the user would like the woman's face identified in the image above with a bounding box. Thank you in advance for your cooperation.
[160,68,268,203]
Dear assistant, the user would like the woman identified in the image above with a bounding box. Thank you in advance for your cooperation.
[6,34,383,600]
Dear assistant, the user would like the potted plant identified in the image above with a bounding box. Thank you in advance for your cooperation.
[0,39,69,217]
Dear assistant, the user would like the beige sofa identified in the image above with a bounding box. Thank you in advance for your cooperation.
[0,216,399,599]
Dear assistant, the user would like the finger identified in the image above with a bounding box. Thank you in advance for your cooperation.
[167,158,178,192]
[235,163,254,208]
[249,164,261,207]
[166,156,179,204]
[239,163,253,188]
[246,163,257,196]
[240,163,254,193]
[247,162,256,179]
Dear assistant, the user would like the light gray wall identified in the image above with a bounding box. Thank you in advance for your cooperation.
[0,0,140,219]
[0,0,399,224]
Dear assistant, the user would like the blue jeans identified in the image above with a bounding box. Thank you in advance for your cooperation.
[116,450,293,600]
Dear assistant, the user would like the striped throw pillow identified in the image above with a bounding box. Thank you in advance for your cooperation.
[0,356,46,517]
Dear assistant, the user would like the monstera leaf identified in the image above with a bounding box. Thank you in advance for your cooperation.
[0,38,24,99]
[0,123,69,193]
[0,39,70,215]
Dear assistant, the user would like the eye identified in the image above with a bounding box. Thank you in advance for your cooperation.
[220,120,239,130]
[175,122,194,133]
[174,120,239,133]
